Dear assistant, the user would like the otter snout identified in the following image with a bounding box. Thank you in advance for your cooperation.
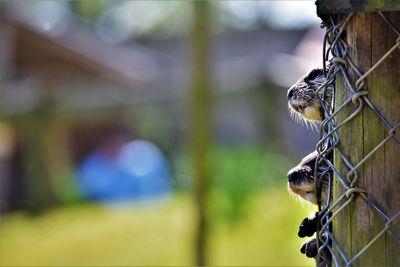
[287,149,331,205]
[287,150,321,205]
[287,167,311,186]
[287,168,299,184]
[287,87,295,100]
[287,68,330,123]
[287,167,316,203]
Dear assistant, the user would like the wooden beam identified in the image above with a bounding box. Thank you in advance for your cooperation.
[317,0,400,14]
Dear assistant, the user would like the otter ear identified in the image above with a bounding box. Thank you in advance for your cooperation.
[305,69,323,82]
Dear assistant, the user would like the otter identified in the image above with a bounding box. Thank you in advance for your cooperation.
[288,150,332,267]
[287,68,333,124]
[287,67,334,266]
[287,149,330,205]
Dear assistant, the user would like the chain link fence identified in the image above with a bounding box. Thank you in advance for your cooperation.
[314,12,400,266]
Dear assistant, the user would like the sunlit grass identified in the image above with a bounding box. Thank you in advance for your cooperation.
[209,189,315,266]
[0,190,314,266]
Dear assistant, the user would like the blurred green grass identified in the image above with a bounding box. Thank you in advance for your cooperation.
[0,190,314,266]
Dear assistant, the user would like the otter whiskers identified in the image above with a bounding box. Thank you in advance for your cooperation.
[287,104,319,131]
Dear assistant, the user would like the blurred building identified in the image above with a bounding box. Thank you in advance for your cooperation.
[0,3,322,213]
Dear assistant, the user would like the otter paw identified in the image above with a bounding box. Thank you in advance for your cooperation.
[300,238,318,258]
[298,212,318,238]
[300,237,332,267]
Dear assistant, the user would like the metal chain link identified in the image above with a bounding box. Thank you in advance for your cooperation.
[315,12,400,267]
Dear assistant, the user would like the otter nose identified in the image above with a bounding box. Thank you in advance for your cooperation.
[287,169,299,183]
[287,88,294,99]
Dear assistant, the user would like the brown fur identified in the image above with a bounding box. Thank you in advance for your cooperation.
[287,150,330,205]
[287,69,332,124]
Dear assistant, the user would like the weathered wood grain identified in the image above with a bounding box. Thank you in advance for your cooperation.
[333,11,400,266]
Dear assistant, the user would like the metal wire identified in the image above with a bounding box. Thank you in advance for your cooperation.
[314,12,400,266]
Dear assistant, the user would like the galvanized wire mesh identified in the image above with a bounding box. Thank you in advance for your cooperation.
[314,12,400,266]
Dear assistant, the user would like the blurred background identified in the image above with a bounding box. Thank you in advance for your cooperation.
[0,1,324,266]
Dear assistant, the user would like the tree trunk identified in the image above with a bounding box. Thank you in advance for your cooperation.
[189,1,212,266]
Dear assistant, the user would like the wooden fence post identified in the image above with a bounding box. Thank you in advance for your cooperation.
[189,1,212,266]
[317,2,400,265]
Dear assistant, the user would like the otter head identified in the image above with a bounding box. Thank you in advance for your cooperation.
[287,150,329,205]
[287,69,331,124]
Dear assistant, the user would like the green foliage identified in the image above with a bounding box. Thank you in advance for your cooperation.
[57,177,83,204]
[173,146,293,225]
[209,146,292,224]
[72,0,107,21]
